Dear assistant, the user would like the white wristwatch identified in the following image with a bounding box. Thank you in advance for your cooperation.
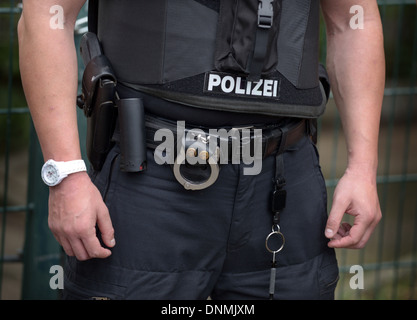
[41,159,87,187]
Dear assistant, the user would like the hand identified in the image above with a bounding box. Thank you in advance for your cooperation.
[48,172,115,261]
[325,168,381,249]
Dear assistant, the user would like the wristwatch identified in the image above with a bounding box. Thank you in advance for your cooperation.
[41,159,87,187]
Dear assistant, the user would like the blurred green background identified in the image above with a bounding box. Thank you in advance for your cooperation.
[1,0,416,300]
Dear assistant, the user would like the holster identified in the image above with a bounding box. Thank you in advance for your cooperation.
[77,33,118,171]
[77,32,147,172]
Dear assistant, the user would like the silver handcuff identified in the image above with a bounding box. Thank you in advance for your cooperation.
[173,131,220,191]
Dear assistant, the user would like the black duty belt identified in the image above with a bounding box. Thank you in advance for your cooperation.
[141,115,308,190]
[145,115,307,158]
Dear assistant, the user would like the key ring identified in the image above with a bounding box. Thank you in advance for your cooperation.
[265,225,285,254]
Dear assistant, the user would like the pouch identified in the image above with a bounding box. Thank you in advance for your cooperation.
[214,0,282,78]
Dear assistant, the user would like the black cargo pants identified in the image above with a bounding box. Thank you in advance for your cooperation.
[63,133,338,300]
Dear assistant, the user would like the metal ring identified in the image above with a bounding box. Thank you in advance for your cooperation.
[173,149,219,191]
[265,230,285,254]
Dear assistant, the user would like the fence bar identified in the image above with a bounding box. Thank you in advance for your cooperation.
[391,3,417,299]
[0,254,22,263]
[21,125,61,300]
[410,201,417,300]
[326,174,417,188]
[0,108,29,115]
[0,204,33,214]
[0,0,17,299]
[372,0,404,299]
[378,0,416,4]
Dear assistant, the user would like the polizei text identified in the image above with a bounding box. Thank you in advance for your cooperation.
[204,71,280,99]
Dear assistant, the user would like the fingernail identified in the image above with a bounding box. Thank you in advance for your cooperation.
[110,238,116,246]
[325,229,334,237]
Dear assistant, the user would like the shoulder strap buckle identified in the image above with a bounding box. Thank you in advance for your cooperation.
[258,0,274,28]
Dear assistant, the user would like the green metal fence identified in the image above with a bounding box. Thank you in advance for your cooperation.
[0,0,416,300]
[0,0,87,299]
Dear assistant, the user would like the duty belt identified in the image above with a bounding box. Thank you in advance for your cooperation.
[142,115,308,190]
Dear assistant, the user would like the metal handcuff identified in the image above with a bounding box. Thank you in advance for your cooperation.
[173,130,220,191]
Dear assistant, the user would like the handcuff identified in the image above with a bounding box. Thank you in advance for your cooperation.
[173,130,220,191]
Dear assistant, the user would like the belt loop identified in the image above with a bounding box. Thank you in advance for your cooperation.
[272,128,287,215]
[308,119,318,145]
[271,152,286,219]
[276,126,288,155]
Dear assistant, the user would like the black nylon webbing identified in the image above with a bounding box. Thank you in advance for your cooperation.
[88,0,98,34]
[248,27,270,81]
[248,0,275,81]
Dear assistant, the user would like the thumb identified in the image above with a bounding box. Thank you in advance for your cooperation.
[97,202,116,248]
[325,195,347,239]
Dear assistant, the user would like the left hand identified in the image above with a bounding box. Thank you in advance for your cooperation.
[325,168,382,249]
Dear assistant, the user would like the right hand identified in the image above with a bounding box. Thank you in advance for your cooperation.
[48,172,115,261]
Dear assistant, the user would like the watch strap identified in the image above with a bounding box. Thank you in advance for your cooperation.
[60,160,87,176]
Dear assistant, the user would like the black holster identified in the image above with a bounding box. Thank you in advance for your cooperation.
[77,51,117,171]
[83,76,117,172]
[77,32,146,172]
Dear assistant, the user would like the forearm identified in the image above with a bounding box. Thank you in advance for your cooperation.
[18,2,84,161]
[325,5,385,178]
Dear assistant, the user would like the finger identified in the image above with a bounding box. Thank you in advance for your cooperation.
[338,223,352,237]
[328,219,369,249]
[325,196,348,239]
[353,218,380,248]
[344,212,375,248]
[353,203,382,248]
[328,236,351,248]
[96,203,115,248]
[50,230,77,257]
[327,223,350,247]
[329,232,343,241]
[59,237,75,257]
[328,223,350,241]
[80,229,112,259]
[69,237,92,261]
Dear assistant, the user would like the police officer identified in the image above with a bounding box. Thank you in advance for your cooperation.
[19,0,384,299]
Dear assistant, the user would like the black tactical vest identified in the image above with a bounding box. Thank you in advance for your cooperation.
[90,0,328,118]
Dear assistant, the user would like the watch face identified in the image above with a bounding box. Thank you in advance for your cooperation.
[42,163,60,186]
